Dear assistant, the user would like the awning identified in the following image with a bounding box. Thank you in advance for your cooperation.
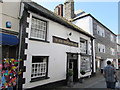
[0,33,19,46]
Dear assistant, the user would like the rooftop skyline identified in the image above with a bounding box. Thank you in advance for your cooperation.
[32,0,118,34]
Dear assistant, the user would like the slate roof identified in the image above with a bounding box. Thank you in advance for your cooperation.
[70,12,117,36]
[23,1,94,38]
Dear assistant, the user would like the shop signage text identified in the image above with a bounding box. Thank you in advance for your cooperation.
[53,36,78,47]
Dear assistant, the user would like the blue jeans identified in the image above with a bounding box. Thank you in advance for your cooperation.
[7,86,13,90]
[106,81,115,89]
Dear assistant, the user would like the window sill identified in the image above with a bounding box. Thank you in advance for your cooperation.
[29,38,50,43]
[30,77,50,83]
[80,53,91,56]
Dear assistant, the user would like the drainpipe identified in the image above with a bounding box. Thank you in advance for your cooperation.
[91,38,96,75]
[17,0,23,90]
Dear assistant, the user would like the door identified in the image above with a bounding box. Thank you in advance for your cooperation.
[67,53,78,82]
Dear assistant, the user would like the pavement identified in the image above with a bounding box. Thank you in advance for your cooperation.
[53,69,120,89]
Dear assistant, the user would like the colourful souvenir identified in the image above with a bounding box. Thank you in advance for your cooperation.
[0,63,2,70]
[1,58,22,89]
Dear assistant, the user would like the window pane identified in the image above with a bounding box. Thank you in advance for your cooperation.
[31,17,47,40]
[81,56,91,72]
[31,56,48,79]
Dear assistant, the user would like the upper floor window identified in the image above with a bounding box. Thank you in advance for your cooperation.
[98,43,105,53]
[97,25,105,37]
[80,38,87,54]
[110,34,114,42]
[30,17,47,41]
[110,48,115,55]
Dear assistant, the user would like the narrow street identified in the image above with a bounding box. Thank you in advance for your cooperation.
[53,70,120,89]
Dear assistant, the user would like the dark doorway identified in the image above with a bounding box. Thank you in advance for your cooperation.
[2,45,17,59]
[67,53,78,82]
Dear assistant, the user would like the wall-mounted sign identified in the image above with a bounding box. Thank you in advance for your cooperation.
[53,36,78,47]
[6,21,12,28]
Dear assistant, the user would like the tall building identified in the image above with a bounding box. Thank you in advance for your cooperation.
[64,0,75,20]
[117,34,120,68]
[0,1,21,59]
[72,13,118,70]
[54,4,63,17]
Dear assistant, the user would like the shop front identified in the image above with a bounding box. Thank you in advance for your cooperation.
[67,53,78,82]
[80,54,91,77]
[0,33,19,59]
[0,33,19,89]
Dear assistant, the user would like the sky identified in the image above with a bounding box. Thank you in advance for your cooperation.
[32,0,119,34]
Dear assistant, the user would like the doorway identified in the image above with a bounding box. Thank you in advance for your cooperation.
[67,53,78,82]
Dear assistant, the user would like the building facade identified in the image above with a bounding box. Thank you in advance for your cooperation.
[0,1,20,59]
[117,34,120,68]
[19,1,95,89]
[72,14,118,70]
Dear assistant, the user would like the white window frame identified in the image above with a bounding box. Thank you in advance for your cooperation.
[98,43,105,53]
[80,56,91,72]
[110,48,115,55]
[29,12,48,41]
[80,38,87,54]
[30,17,47,40]
[31,56,48,80]
[110,34,114,42]
[97,25,105,37]
[32,62,47,79]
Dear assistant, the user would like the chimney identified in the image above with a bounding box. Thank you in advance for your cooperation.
[54,4,63,17]
[64,0,75,20]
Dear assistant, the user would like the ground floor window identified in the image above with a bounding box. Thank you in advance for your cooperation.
[80,56,91,72]
[31,56,48,81]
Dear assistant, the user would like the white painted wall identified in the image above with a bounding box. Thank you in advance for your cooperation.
[72,16,93,35]
[23,12,93,88]
[72,16,96,73]
[93,40,96,72]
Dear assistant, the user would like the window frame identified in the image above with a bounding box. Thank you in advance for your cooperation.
[98,43,105,53]
[29,13,48,42]
[110,34,114,42]
[30,56,49,82]
[80,56,91,72]
[97,25,105,37]
[110,48,115,55]
[80,38,88,54]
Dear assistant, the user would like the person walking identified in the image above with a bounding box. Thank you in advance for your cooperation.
[103,61,117,90]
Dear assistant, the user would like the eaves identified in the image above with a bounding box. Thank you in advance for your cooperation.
[23,1,95,39]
